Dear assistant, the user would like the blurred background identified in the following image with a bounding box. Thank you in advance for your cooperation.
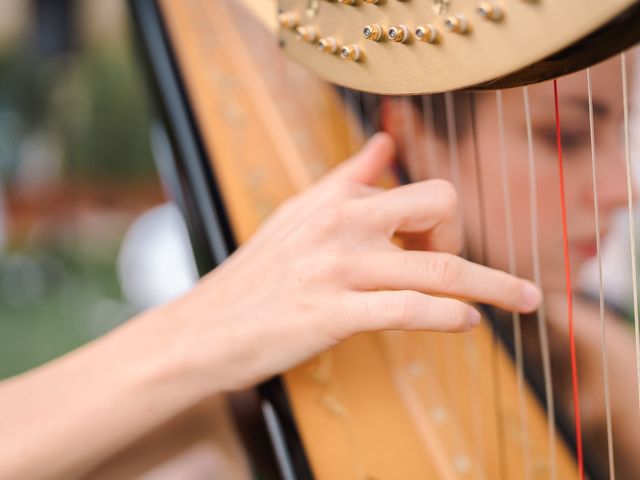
[0,0,197,378]
[1,0,639,382]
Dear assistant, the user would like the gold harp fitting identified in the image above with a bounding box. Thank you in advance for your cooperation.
[362,24,383,41]
[388,25,409,43]
[295,26,318,42]
[443,14,470,34]
[318,36,339,53]
[415,24,439,43]
[476,1,503,21]
[277,12,300,30]
[340,44,362,61]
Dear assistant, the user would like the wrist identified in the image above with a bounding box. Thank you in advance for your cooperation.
[138,285,243,398]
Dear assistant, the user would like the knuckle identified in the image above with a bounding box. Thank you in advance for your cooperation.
[315,205,346,234]
[391,292,417,330]
[307,249,349,283]
[427,254,462,290]
[339,181,363,198]
[323,250,348,278]
[328,179,357,199]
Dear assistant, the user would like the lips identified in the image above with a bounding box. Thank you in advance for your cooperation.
[569,224,610,259]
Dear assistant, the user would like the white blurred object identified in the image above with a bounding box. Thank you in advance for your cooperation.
[117,203,199,311]
[579,211,635,314]
[579,53,640,315]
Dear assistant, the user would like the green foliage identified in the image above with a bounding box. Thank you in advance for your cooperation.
[0,35,155,181]
[0,249,134,378]
[58,42,156,180]
[0,31,158,378]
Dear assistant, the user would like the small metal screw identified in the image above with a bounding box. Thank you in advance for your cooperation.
[388,25,409,42]
[415,24,438,43]
[476,1,503,20]
[340,45,362,61]
[443,14,469,33]
[363,24,383,41]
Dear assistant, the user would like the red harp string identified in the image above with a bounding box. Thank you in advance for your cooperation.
[553,79,584,479]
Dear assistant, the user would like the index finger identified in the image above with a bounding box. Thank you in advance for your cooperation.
[351,179,463,253]
[324,132,396,186]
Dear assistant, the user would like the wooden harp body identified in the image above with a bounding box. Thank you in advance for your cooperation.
[129,1,640,479]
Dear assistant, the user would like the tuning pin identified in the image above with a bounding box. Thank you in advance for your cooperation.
[476,1,503,21]
[415,24,439,43]
[318,37,339,53]
[443,14,470,34]
[388,25,410,43]
[277,12,300,30]
[362,0,379,3]
[337,0,357,4]
[340,45,362,61]
[295,26,318,42]
[363,24,383,41]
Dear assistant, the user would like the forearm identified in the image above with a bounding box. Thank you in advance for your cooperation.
[0,135,542,479]
[0,304,218,480]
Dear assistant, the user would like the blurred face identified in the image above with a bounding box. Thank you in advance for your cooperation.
[383,57,632,291]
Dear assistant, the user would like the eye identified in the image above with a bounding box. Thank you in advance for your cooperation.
[560,130,590,151]
[534,126,590,153]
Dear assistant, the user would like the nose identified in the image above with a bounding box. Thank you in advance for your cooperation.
[593,141,634,216]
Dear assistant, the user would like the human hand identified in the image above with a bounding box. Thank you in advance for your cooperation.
[168,133,542,392]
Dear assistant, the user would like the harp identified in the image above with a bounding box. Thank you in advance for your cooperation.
[128,1,640,479]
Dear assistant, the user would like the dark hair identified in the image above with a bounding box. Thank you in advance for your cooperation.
[350,89,475,142]
[410,91,474,141]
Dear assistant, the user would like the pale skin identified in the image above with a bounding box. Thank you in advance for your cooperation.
[0,133,541,480]
[384,56,640,478]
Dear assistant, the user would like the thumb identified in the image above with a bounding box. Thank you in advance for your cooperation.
[327,132,396,186]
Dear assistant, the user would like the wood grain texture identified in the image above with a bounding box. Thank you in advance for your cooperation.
[157,0,581,478]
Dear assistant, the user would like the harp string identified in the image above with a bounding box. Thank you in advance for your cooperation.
[395,95,478,477]
[586,67,616,480]
[469,93,507,480]
[621,52,640,421]
[495,90,531,480]
[462,95,488,479]
[444,93,462,204]
[523,86,557,480]
[459,96,489,477]
[401,94,452,471]
[553,78,584,480]
[454,93,490,477]
[421,95,439,180]
[402,96,420,182]
[447,96,487,478]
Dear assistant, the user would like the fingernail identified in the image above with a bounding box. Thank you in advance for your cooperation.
[522,282,542,311]
[469,308,481,327]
